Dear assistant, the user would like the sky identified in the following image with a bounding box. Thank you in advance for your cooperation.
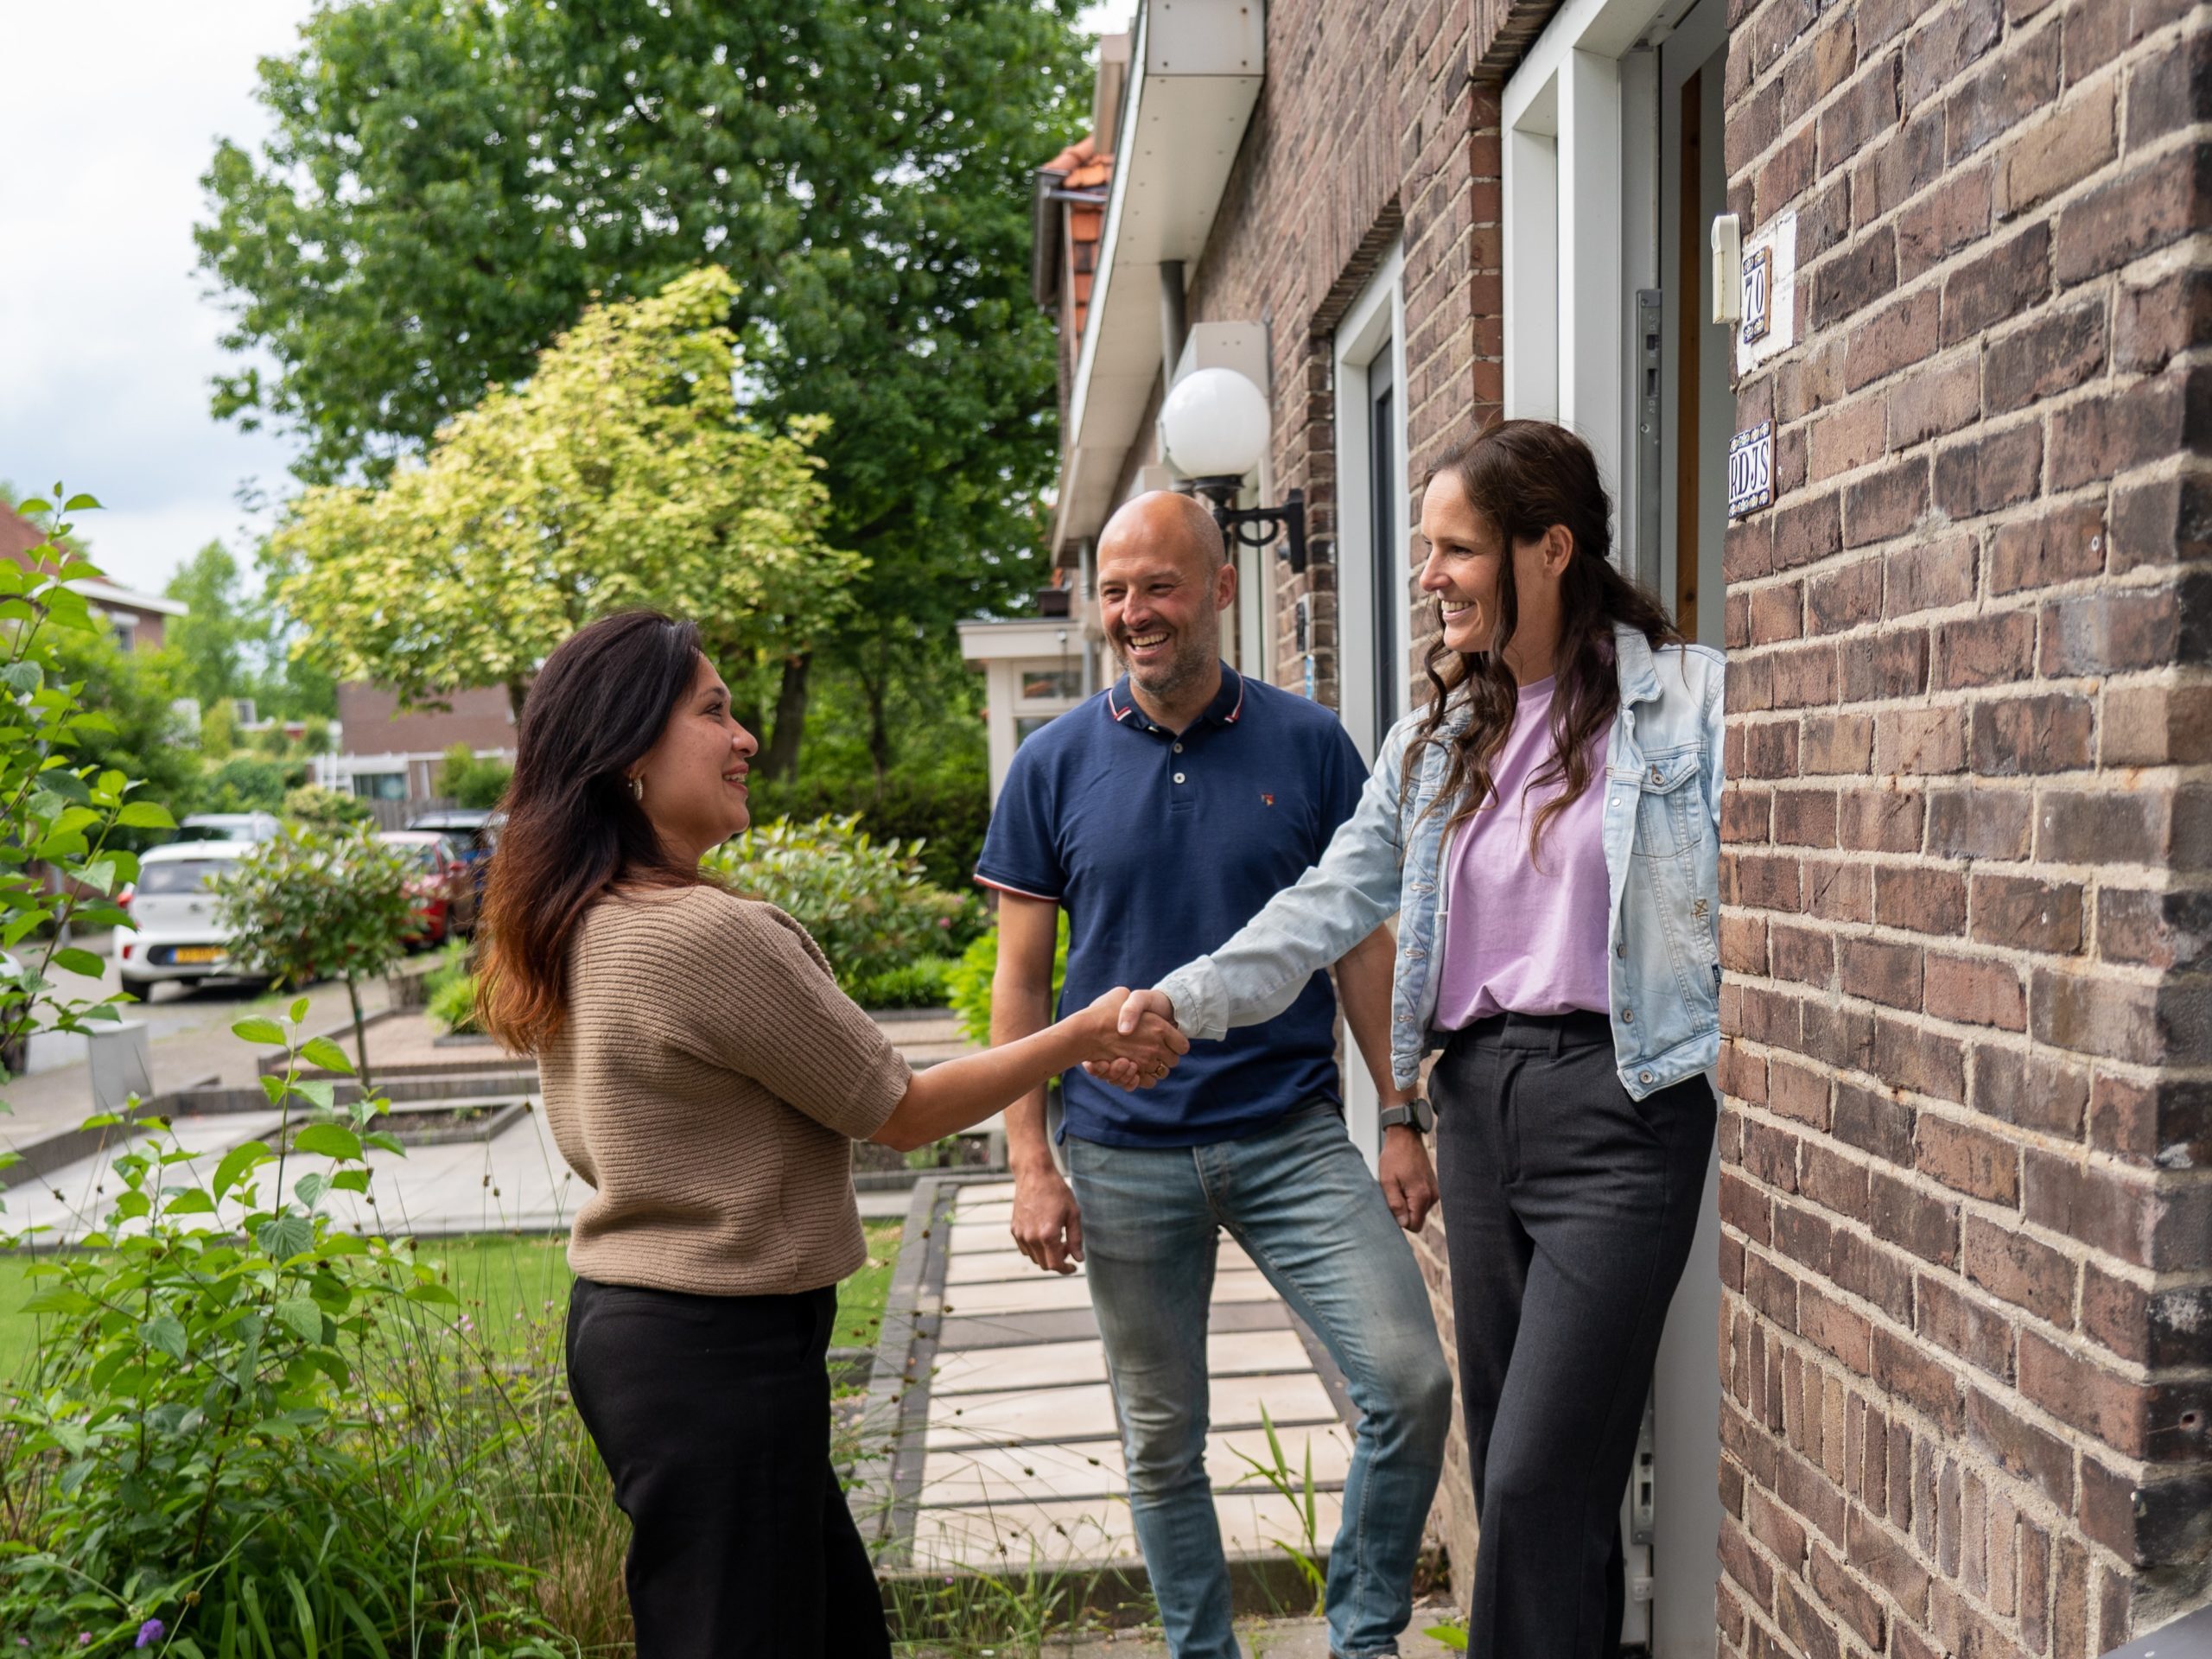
[1,0,1135,601]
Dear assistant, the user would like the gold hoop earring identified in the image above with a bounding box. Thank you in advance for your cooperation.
[628,776,645,803]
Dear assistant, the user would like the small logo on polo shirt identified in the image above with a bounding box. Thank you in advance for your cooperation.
[1262,793,1274,806]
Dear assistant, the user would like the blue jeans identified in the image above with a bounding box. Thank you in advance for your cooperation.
[1065,1109,1452,1659]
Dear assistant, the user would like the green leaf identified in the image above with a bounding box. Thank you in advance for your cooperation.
[292,1122,361,1160]
[271,1297,324,1342]
[141,1315,188,1361]
[162,1188,217,1216]
[294,1077,336,1111]
[213,1140,271,1198]
[232,1016,288,1046]
[298,1036,355,1074]
[403,1281,460,1306]
[364,1130,405,1156]
[114,800,175,829]
[51,946,105,978]
[256,1214,314,1261]
[289,995,311,1023]
[295,1172,329,1208]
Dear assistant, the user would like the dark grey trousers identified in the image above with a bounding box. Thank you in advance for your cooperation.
[1433,1010,1716,1659]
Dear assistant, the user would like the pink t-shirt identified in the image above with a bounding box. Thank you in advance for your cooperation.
[1433,676,1612,1027]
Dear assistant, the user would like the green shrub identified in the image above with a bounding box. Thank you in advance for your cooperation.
[282,782,371,829]
[707,815,973,997]
[0,1010,563,1655]
[743,772,989,893]
[434,742,512,810]
[844,956,954,1011]
[429,970,482,1034]
[947,912,1068,1049]
[197,755,298,815]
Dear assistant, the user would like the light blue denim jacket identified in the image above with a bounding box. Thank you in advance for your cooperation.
[1155,625,1726,1101]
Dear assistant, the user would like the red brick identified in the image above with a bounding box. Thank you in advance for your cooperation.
[1924,950,2027,1030]
[1971,1042,2089,1139]
[1896,162,1993,282]
[1940,224,2052,346]
[1970,874,2083,953]
[1886,357,1980,449]
[1936,608,2036,689]
[1986,501,2108,595]
[1808,557,1883,634]
[1963,1214,2076,1325]
[1933,421,2044,518]
[1868,1166,1961,1262]
[1916,1272,2017,1381]
[1998,72,2117,213]
[1841,786,1926,854]
[1969,692,2094,775]
[1915,1111,2023,1201]
[1965,1384,2075,1509]
[1841,937,1923,1007]
[1841,454,1929,546]
[1928,786,2032,859]
[2052,140,2212,284]
[1985,295,2107,416]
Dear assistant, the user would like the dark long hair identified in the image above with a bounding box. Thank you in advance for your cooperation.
[1411,420,1683,858]
[477,611,709,1052]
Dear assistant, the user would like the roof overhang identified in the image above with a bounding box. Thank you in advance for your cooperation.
[1053,1,1264,556]
[956,617,1087,664]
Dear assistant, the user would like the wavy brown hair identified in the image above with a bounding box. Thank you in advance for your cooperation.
[1410,420,1683,861]
[476,611,713,1052]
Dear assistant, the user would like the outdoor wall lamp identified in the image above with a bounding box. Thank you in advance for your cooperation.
[1160,366,1308,575]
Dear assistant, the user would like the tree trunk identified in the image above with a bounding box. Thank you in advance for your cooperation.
[346,976,374,1093]
[505,679,529,724]
[858,660,892,794]
[758,652,811,781]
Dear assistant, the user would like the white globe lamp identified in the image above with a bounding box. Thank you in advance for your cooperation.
[1160,366,1271,483]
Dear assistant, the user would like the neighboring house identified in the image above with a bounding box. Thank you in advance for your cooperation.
[0,505,185,652]
[319,682,515,804]
[1034,5,2208,1656]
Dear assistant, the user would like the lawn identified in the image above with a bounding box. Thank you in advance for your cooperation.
[0,1219,904,1379]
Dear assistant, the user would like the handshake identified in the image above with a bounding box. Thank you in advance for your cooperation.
[1076,988,1184,1090]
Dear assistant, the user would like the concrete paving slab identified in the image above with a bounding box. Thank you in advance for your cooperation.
[944,1239,1259,1285]
[916,1423,1356,1508]
[1042,1616,1461,1657]
[931,1329,1313,1394]
[937,1268,1278,1318]
[925,1372,1338,1451]
[906,1491,1344,1571]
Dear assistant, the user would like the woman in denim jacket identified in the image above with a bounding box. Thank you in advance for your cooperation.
[1130,420,1724,1659]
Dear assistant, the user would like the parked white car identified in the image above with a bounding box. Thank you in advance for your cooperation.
[112,840,259,995]
[168,811,281,845]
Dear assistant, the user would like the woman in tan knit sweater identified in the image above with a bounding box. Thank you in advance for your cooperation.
[476,612,1185,1659]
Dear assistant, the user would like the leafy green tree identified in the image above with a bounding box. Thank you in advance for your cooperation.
[197,0,1088,772]
[162,539,251,713]
[201,754,299,814]
[267,269,857,717]
[215,823,416,1085]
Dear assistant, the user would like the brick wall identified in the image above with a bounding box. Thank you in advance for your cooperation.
[1718,0,2212,1654]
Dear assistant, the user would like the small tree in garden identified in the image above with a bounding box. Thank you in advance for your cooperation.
[0,489,172,1090]
[214,823,416,1086]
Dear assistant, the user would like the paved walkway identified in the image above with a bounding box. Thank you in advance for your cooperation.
[860,1177,1359,1580]
[1004,1618,1461,1656]
[3,1008,982,1242]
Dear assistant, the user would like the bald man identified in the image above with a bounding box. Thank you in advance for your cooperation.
[973,492,1451,1659]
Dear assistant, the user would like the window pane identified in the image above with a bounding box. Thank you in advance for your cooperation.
[1020,668,1082,702]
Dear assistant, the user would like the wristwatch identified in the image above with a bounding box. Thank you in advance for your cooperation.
[1378,1097,1434,1134]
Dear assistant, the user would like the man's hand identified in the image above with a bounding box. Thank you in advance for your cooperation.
[1011,1162,1084,1274]
[1082,988,1181,1090]
[1378,1124,1438,1233]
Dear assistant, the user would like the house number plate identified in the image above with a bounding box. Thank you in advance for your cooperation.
[1728,421,1774,518]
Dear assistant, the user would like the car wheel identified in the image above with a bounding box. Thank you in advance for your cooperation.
[119,973,153,997]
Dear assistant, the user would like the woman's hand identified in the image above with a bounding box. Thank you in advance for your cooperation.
[1073,986,1189,1087]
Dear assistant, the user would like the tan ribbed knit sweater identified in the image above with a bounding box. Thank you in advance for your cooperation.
[541,885,912,1297]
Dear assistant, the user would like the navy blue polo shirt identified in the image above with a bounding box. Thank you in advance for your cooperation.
[975,664,1368,1147]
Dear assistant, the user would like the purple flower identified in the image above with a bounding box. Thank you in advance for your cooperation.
[136,1619,164,1648]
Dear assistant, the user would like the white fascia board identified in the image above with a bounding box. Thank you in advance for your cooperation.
[1055,1,1265,556]
[957,618,1088,662]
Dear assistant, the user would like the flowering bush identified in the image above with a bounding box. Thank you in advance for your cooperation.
[706,814,976,995]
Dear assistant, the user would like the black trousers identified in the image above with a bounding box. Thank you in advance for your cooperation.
[564,1276,890,1659]
[1432,1011,1715,1659]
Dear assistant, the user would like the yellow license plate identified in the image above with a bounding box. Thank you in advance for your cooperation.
[172,946,222,964]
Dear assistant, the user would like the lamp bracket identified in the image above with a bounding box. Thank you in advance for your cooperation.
[1190,477,1308,575]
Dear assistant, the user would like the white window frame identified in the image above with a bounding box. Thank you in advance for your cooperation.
[1332,240,1409,769]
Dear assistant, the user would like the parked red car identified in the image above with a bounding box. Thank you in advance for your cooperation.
[377,830,479,945]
